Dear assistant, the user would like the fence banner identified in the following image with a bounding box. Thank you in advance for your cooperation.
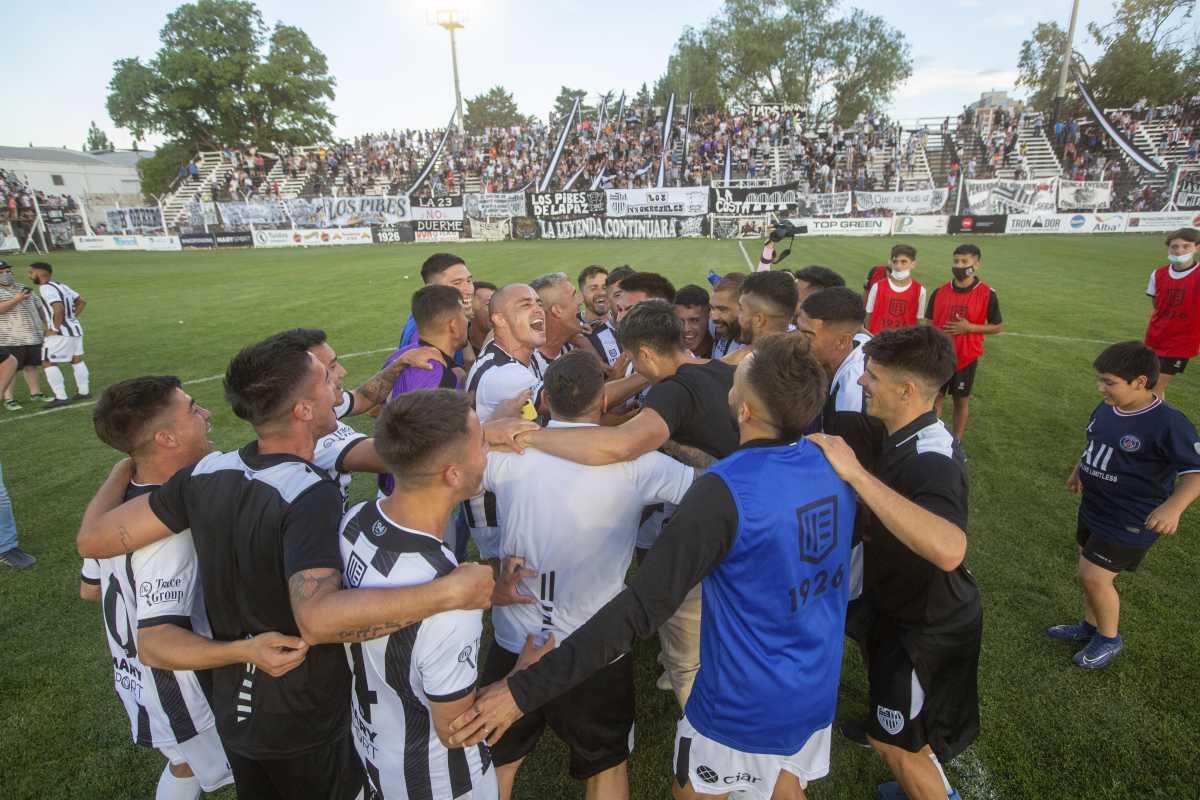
[1124,211,1200,232]
[106,207,164,232]
[804,191,853,216]
[409,195,464,222]
[948,215,1008,234]
[0,235,19,252]
[856,189,949,214]
[537,216,704,240]
[789,217,890,237]
[711,182,802,215]
[712,216,769,240]
[372,224,416,244]
[467,218,510,241]
[289,228,374,246]
[465,192,526,219]
[1171,170,1200,209]
[1007,213,1127,234]
[414,219,465,241]
[528,191,607,219]
[605,187,710,218]
[284,197,328,227]
[138,235,181,251]
[1057,180,1113,210]
[325,196,411,226]
[183,201,219,227]
[214,231,254,247]
[217,201,289,227]
[964,179,1057,214]
[253,229,298,248]
[180,232,215,249]
[72,235,142,251]
[890,215,950,235]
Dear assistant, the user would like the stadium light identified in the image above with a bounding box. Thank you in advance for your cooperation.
[433,10,467,134]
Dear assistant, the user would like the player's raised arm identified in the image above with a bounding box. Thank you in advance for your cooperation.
[344,345,442,416]
[76,459,173,558]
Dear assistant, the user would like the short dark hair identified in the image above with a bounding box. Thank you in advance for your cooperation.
[1093,341,1159,387]
[793,265,845,290]
[1165,227,1200,245]
[801,287,866,325]
[29,262,52,274]
[740,271,798,316]
[862,326,956,390]
[746,334,826,440]
[890,244,917,260]
[93,376,182,454]
[272,328,327,350]
[618,272,676,301]
[543,350,605,419]
[674,284,710,308]
[224,333,317,426]
[616,299,684,355]
[578,265,608,288]
[714,272,747,294]
[474,280,498,293]
[374,389,473,484]
[952,243,982,258]
[420,252,466,283]
[605,265,635,288]
[412,284,464,331]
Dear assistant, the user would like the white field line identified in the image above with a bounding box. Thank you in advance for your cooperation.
[736,240,754,269]
[0,347,394,426]
[950,747,999,800]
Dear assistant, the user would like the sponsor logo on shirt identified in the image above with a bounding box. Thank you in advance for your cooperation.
[138,577,185,607]
[877,705,905,735]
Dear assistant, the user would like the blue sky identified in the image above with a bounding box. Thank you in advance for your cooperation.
[6,0,1116,151]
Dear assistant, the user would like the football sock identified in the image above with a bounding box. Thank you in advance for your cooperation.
[72,362,90,394]
[155,765,201,800]
[44,366,67,400]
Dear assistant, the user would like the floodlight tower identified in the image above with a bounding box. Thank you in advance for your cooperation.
[436,10,467,134]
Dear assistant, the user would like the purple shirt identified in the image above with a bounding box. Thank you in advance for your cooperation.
[385,341,459,401]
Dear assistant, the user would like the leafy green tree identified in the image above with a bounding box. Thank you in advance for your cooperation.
[633,83,652,115]
[653,27,724,108]
[552,87,589,121]
[84,122,112,153]
[464,86,528,131]
[1087,0,1198,106]
[1017,22,1074,114]
[136,141,195,199]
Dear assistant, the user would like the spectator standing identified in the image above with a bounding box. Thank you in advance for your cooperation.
[0,261,45,409]
[0,348,35,569]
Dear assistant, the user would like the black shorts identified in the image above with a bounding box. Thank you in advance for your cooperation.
[866,616,982,762]
[480,640,634,779]
[1158,356,1189,375]
[3,343,40,369]
[845,593,876,644]
[1076,521,1149,572]
[940,360,978,398]
[226,734,363,800]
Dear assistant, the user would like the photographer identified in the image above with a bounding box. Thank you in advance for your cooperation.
[757,220,805,271]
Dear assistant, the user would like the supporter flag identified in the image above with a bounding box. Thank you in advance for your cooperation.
[562,163,587,191]
[1075,77,1164,175]
[681,91,694,185]
[615,92,626,127]
[657,92,676,188]
[597,93,610,130]
[539,97,580,192]
[407,110,457,195]
[723,142,733,184]
[590,158,609,190]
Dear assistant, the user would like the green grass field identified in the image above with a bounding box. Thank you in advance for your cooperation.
[1,235,1197,799]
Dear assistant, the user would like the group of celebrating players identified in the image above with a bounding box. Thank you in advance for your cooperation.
[64,226,1200,800]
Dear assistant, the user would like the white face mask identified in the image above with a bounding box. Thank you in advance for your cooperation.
[1167,252,1194,267]
[890,269,912,281]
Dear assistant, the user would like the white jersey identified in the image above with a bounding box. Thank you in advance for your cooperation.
[830,331,871,414]
[531,341,575,377]
[79,482,216,748]
[313,393,367,503]
[339,500,496,800]
[482,421,694,654]
[36,279,83,337]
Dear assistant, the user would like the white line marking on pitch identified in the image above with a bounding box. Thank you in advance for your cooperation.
[950,748,999,800]
[0,347,394,425]
[736,241,754,269]
[1000,331,1112,345]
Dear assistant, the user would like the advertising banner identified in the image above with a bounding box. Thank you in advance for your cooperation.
[964,179,1057,214]
[528,191,607,219]
[1057,180,1113,210]
[790,217,890,237]
[253,229,298,248]
[465,192,526,219]
[138,235,182,251]
[856,189,949,215]
[72,235,142,251]
[1006,213,1127,234]
[1124,211,1200,232]
[537,216,694,239]
[180,233,215,249]
[948,215,1008,234]
[890,215,950,235]
[214,231,254,247]
[712,217,768,240]
[604,187,710,218]
[371,224,416,244]
[288,228,374,246]
[324,196,411,227]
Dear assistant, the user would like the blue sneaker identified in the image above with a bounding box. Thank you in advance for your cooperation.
[1073,634,1123,669]
[1046,621,1096,642]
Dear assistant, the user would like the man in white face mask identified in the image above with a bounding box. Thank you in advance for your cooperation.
[0,261,46,411]
[1143,227,1200,398]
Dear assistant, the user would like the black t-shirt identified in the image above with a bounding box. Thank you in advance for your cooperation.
[642,360,739,458]
[149,442,350,758]
[862,411,980,628]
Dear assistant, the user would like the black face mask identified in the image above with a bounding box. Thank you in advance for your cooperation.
[952,267,974,281]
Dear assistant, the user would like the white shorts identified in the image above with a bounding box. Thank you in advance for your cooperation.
[41,334,83,363]
[673,716,831,800]
[157,726,234,792]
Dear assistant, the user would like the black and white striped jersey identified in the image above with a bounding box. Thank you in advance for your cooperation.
[339,500,496,800]
[80,482,217,748]
[531,341,575,377]
[312,392,367,503]
[36,280,83,337]
[584,322,621,366]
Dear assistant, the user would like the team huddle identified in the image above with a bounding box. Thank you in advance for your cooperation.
[64,229,1200,800]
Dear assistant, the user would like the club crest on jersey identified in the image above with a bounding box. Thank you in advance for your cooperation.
[1119,435,1142,453]
[370,520,388,538]
[797,495,839,563]
[695,765,719,784]
[877,705,905,735]
[1194,442,1200,456]
[346,552,368,588]
[457,643,476,669]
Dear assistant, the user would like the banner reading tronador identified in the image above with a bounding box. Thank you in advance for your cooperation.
[605,188,710,217]
[537,216,704,239]
[789,217,890,237]
[529,191,607,219]
[965,179,1058,214]
[1057,180,1113,209]
[1007,213,1127,234]
[465,192,526,219]
[856,189,949,215]
[1125,211,1200,232]
[325,196,411,226]
[891,215,950,235]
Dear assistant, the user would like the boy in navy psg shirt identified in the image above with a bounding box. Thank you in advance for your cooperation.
[1048,342,1200,669]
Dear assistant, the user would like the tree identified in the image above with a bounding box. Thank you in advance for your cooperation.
[633,83,652,114]
[464,86,528,132]
[1016,22,1075,114]
[106,0,336,196]
[657,0,911,125]
[137,141,195,199]
[1087,0,1198,106]
[654,27,724,108]
[84,122,112,153]
[552,87,589,121]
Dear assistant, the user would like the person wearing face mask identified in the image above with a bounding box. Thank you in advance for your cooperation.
[865,245,925,335]
[924,244,1003,443]
[1143,227,1200,398]
[0,261,46,411]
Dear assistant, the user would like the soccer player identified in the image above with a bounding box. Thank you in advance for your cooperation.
[584,266,633,368]
[674,284,714,358]
[808,325,979,800]
[28,261,88,408]
[578,265,609,325]
[1048,342,1200,669]
[727,270,799,363]
[84,376,311,800]
[384,286,469,398]
[925,244,1003,442]
[793,265,846,305]
[614,272,677,322]
[480,351,695,800]
[530,272,584,373]
[1143,227,1200,398]
[339,390,543,800]
[710,272,747,359]
[468,281,498,356]
[797,288,871,424]
[396,252,476,350]
[451,334,857,800]
[77,333,495,799]
[865,246,925,335]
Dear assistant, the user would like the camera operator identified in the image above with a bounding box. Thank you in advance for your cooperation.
[757,220,805,271]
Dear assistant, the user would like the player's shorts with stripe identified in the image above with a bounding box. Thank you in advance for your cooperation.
[672,716,831,799]
[481,642,634,779]
[1157,355,1189,375]
[866,616,982,762]
[158,725,235,792]
[41,334,83,363]
[1076,520,1149,572]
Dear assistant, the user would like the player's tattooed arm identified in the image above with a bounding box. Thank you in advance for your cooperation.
[658,440,716,471]
[334,621,413,642]
[349,346,443,414]
[77,460,173,558]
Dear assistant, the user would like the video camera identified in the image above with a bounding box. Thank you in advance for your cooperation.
[764,218,808,265]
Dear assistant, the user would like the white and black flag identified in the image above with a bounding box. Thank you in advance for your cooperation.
[657,93,676,189]
[539,97,581,192]
[406,110,457,195]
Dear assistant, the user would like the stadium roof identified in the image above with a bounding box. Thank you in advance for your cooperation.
[0,146,150,167]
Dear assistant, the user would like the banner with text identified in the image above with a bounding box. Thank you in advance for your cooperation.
[711,183,850,216]
[948,215,1008,234]
[605,187,710,218]
[537,216,707,240]
[409,195,465,222]
[182,201,219,228]
[788,217,890,237]
[1006,213,1127,234]
[1057,180,1113,210]
[105,207,164,232]
[965,179,1058,214]
[1171,171,1200,209]
[465,192,526,219]
[1124,211,1200,232]
[529,191,608,219]
[891,214,950,235]
[217,201,289,227]
[324,196,411,227]
[855,189,949,214]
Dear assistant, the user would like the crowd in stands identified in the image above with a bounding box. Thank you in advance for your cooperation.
[0,170,78,224]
